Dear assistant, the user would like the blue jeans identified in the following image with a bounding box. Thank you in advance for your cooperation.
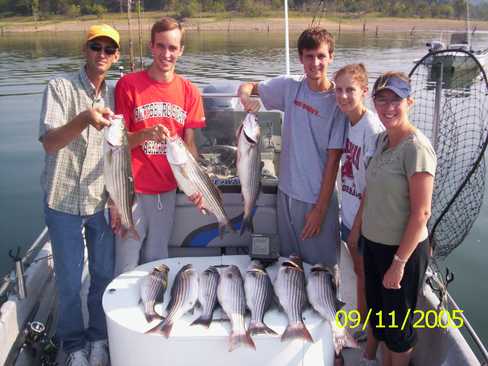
[44,204,114,353]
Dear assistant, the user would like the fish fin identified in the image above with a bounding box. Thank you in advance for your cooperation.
[145,312,163,323]
[239,214,254,236]
[236,123,244,141]
[155,292,165,305]
[248,321,277,336]
[281,322,313,343]
[332,322,359,355]
[229,331,256,352]
[145,319,165,335]
[335,299,346,311]
[159,320,174,338]
[190,315,212,328]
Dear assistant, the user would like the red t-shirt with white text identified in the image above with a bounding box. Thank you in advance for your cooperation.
[115,70,206,194]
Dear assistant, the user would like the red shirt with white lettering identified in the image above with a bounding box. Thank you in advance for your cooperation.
[115,70,206,194]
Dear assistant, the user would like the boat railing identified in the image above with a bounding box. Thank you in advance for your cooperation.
[0,227,49,302]
[428,271,488,364]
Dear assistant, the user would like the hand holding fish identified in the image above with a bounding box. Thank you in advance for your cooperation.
[108,203,124,237]
[240,94,261,113]
[188,192,207,215]
[145,124,170,143]
[382,261,405,289]
[86,106,113,130]
[301,206,326,240]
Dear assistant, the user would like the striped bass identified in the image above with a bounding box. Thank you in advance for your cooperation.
[139,264,169,323]
[166,135,234,238]
[103,114,138,239]
[244,260,276,336]
[307,264,358,355]
[147,264,199,338]
[217,265,255,351]
[274,256,313,343]
[191,266,219,328]
[236,113,261,235]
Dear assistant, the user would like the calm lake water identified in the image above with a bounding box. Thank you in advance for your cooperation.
[1,29,487,349]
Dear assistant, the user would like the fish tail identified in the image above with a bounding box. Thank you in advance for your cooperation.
[248,321,277,336]
[229,331,256,352]
[128,226,140,241]
[239,214,254,236]
[146,319,173,338]
[190,315,212,328]
[281,322,313,343]
[145,319,165,335]
[159,320,174,338]
[219,220,235,239]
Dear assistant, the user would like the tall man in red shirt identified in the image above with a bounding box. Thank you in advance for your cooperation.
[114,17,206,274]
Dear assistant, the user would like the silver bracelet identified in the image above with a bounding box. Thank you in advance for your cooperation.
[394,254,407,264]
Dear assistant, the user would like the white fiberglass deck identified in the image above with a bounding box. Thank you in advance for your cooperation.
[102,255,354,366]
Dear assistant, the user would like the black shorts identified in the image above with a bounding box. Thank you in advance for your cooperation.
[363,236,429,353]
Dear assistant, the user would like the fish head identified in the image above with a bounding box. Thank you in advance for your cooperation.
[242,113,261,144]
[154,264,170,274]
[104,114,126,147]
[247,260,265,271]
[282,255,304,270]
[166,136,189,166]
[202,266,219,279]
[221,264,242,279]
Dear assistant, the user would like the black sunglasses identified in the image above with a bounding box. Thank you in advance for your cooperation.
[88,42,118,55]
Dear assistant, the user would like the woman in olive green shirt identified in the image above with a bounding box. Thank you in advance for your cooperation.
[352,72,436,366]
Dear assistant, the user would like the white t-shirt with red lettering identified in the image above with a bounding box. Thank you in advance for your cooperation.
[341,109,384,229]
[115,70,206,194]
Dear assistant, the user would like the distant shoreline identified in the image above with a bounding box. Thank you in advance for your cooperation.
[2,15,488,34]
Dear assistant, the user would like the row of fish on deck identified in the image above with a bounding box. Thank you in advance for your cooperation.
[103,112,262,238]
[139,256,357,354]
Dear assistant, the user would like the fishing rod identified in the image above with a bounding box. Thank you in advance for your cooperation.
[127,0,135,72]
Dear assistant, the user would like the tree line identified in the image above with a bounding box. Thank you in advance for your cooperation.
[2,0,488,21]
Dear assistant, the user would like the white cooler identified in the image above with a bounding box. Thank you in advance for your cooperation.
[102,255,336,366]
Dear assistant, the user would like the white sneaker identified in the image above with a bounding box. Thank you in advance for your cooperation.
[65,348,90,366]
[89,339,109,366]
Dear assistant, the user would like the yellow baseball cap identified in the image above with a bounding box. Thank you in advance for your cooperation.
[86,24,120,48]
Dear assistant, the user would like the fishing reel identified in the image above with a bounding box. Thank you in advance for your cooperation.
[22,321,58,365]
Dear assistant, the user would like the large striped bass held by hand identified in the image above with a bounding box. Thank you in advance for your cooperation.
[147,264,199,338]
[274,256,313,343]
[166,135,234,238]
[103,114,138,240]
[236,113,261,235]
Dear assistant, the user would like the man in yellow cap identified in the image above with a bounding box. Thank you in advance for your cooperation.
[38,24,120,366]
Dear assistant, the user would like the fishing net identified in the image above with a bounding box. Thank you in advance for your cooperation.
[409,49,488,260]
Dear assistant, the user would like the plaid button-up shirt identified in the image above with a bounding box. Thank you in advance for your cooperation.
[39,67,114,216]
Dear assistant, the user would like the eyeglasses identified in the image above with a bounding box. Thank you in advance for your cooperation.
[373,97,404,107]
[88,42,118,55]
